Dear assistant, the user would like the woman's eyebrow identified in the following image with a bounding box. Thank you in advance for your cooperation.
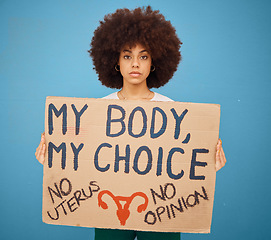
[122,49,148,53]
[139,50,148,53]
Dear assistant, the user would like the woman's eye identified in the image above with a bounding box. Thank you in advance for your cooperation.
[124,55,131,59]
[140,56,148,60]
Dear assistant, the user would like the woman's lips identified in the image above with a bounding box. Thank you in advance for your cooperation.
[129,71,141,77]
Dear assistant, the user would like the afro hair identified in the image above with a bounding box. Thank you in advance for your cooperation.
[89,6,182,89]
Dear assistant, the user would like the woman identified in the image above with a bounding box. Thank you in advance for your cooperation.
[36,6,226,240]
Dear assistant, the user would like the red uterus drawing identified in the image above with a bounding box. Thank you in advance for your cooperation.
[98,190,148,226]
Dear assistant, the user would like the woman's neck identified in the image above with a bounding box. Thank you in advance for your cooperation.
[118,82,153,100]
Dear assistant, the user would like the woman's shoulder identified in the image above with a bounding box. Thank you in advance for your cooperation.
[151,92,174,102]
[102,92,118,99]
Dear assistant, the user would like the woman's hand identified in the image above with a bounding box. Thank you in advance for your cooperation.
[216,139,226,171]
[35,132,46,165]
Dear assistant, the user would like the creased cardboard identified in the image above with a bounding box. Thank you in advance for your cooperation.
[42,96,220,233]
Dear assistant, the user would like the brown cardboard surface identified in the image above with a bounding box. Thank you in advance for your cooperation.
[42,96,220,233]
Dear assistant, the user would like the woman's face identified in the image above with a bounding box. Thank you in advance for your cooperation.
[118,44,152,87]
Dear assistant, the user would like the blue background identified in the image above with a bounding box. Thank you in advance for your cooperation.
[1,0,271,239]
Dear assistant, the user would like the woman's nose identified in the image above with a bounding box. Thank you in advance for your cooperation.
[132,58,139,68]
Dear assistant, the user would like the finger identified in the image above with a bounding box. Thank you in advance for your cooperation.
[40,143,46,165]
[216,139,222,152]
[217,139,222,146]
[36,144,42,160]
[220,147,226,165]
[216,141,222,157]
[215,147,223,171]
[36,141,45,161]
[37,141,42,152]
[216,156,223,171]
[216,146,226,171]
[41,133,45,143]
[36,135,45,154]
[35,148,38,157]
[35,146,39,156]
[36,148,44,164]
[218,152,224,168]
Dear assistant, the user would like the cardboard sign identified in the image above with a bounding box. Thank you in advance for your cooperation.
[42,96,220,233]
